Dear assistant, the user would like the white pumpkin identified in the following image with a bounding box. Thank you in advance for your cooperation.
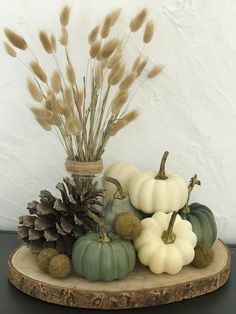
[134,212,197,274]
[129,151,188,213]
[104,162,140,204]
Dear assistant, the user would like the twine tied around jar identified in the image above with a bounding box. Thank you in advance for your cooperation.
[65,159,103,176]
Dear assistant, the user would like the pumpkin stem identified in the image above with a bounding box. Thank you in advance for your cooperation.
[161,211,178,244]
[87,210,111,242]
[181,174,201,214]
[105,176,126,199]
[155,151,169,180]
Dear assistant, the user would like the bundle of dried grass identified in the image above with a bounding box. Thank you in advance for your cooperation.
[3,5,163,162]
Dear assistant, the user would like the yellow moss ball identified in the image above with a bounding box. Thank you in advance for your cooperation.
[36,248,58,273]
[192,245,215,268]
[48,254,71,279]
[113,212,142,240]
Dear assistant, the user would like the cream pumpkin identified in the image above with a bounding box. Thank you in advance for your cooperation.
[129,151,188,213]
[134,212,197,274]
[104,162,140,204]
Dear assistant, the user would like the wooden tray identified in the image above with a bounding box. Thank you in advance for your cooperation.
[8,240,230,309]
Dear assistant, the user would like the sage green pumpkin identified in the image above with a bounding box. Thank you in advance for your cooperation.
[103,176,142,232]
[72,232,136,282]
[180,202,217,247]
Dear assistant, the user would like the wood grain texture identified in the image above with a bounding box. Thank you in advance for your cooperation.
[8,240,231,309]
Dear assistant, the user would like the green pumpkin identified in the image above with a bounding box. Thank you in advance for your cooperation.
[72,231,136,282]
[103,176,142,232]
[180,202,217,247]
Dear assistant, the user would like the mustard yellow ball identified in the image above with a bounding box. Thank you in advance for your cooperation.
[36,248,58,273]
[48,254,71,279]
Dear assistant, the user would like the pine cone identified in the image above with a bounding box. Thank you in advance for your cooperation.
[17,177,104,254]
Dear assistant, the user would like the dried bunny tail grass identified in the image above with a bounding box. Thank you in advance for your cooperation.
[35,116,51,131]
[108,8,122,26]
[101,15,111,39]
[59,27,69,46]
[31,107,54,120]
[3,42,16,57]
[30,61,47,83]
[147,64,164,78]
[111,89,129,114]
[88,25,100,45]
[132,56,141,72]
[51,70,61,93]
[136,57,148,76]
[66,64,76,85]
[51,34,57,52]
[4,28,27,50]
[95,63,103,89]
[101,38,120,58]
[65,116,81,134]
[129,8,148,32]
[60,5,71,27]
[119,72,137,90]
[76,89,84,110]
[89,40,101,58]
[27,78,43,102]
[47,113,62,126]
[39,31,53,53]
[64,86,73,105]
[111,110,139,135]
[108,63,125,85]
[107,50,122,68]
[143,19,154,43]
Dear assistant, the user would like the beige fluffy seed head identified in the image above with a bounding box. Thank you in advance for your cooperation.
[51,70,61,93]
[59,27,69,46]
[30,61,47,83]
[147,64,164,78]
[143,19,154,43]
[95,64,103,89]
[3,42,16,57]
[31,107,53,119]
[111,89,129,114]
[35,117,51,131]
[108,8,122,26]
[60,5,70,27]
[107,50,122,69]
[136,58,148,76]
[65,116,81,134]
[101,16,111,39]
[129,8,148,32]
[64,86,73,105]
[39,31,53,53]
[66,64,76,85]
[101,38,120,59]
[89,40,101,59]
[77,89,84,109]
[51,34,57,52]
[110,110,139,136]
[109,63,125,85]
[88,25,100,45]
[119,72,137,90]
[132,57,141,72]
[4,28,27,50]
[27,78,43,102]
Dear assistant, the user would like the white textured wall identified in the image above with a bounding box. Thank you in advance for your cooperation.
[0,0,236,243]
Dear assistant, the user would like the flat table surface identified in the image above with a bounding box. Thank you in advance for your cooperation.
[0,232,235,314]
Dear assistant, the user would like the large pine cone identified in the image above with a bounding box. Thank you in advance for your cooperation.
[17,177,104,254]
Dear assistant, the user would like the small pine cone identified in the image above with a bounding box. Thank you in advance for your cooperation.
[18,177,104,254]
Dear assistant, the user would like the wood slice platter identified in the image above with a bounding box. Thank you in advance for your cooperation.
[8,240,230,309]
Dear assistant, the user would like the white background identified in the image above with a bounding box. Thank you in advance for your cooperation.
[0,0,235,243]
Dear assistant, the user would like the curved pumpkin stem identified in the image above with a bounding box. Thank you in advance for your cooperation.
[155,151,169,180]
[161,211,178,244]
[87,210,111,243]
[105,176,126,199]
[181,174,201,214]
